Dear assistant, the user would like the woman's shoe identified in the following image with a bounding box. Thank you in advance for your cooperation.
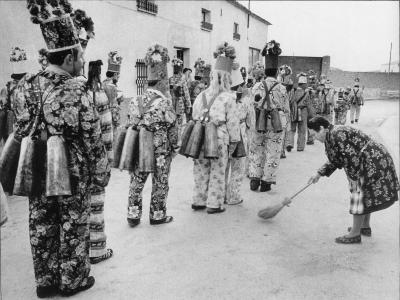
[191,204,207,210]
[206,207,226,214]
[347,227,372,237]
[150,216,174,225]
[90,249,113,264]
[335,235,361,244]
[280,153,286,159]
[36,286,58,298]
[286,146,293,152]
[59,276,95,297]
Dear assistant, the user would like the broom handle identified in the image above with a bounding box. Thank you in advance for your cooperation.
[288,182,313,201]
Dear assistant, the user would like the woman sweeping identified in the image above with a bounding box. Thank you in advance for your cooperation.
[308,116,399,244]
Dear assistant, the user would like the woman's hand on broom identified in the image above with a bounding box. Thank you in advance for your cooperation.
[282,197,292,207]
[308,173,321,184]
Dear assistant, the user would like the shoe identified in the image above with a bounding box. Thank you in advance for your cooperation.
[150,216,174,225]
[351,121,354,124]
[306,141,314,145]
[335,235,361,244]
[355,119,358,123]
[286,146,293,152]
[59,276,95,296]
[36,286,58,298]
[191,204,206,210]
[347,227,371,237]
[250,179,260,191]
[260,181,271,192]
[297,149,304,152]
[206,207,226,214]
[280,153,286,159]
[90,249,113,264]
[127,218,140,227]
[226,199,243,205]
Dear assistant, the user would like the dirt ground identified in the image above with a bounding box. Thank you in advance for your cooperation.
[1,100,399,300]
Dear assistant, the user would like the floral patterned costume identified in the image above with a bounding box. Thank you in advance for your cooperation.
[225,92,253,204]
[169,74,191,143]
[89,87,113,258]
[127,88,178,222]
[248,78,289,184]
[14,66,110,292]
[192,91,240,209]
[189,80,206,105]
[318,125,399,215]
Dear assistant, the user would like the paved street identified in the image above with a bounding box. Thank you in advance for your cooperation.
[1,100,399,300]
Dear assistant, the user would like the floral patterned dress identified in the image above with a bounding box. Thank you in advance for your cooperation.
[318,125,399,215]
[191,90,240,209]
[189,79,206,105]
[103,78,121,130]
[127,88,178,222]
[14,67,110,292]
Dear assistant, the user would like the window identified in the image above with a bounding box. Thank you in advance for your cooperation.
[201,8,213,31]
[233,22,240,40]
[248,47,261,68]
[137,0,158,15]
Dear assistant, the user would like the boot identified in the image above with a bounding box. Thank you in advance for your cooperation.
[286,145,293,152]
[250,179,260,191]
[260,181,271,192]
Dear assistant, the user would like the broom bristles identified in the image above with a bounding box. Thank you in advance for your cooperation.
[257,203,284,219]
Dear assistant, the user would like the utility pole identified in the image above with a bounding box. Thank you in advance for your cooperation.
[388,42,392,75]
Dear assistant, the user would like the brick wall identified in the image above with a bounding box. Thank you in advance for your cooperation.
[277,55,330,83]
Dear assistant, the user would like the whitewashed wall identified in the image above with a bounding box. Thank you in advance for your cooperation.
[0,0,270,97]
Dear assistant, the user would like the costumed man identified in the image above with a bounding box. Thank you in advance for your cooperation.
[191,42,240,214]
[38,48,49,71]
[189,58,207,105]
[0,47,29,145]
[183,67,192,86]
[103,51,123,140]
[334,87,351,125]
[349,78,364,124]
[86,60,114,264]
[321,79,336,123]
[11,2,109,297]
[225,63,253,205]
[286,72,311,152]
[249,41,289,192]
[202,63,212,88]
[169,57,191,144]
[307,81,325,145]
[277,64,293,158]
[126,44,178,226]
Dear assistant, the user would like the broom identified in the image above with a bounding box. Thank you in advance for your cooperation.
[258,183,312,219]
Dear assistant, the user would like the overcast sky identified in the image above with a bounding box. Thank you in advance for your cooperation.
[239,1,399,71]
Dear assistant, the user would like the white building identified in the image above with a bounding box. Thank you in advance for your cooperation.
[380,61,399,73]
[0,0,271,96]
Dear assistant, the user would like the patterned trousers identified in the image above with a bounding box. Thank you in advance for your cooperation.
[248,130,285,184]
[350,104,361,122]
[287,107,308,151]
[193,144,229,208]
[225,156,246,204]
[89,185,107,258]
[29,191,91,291]
[127,154,172,221]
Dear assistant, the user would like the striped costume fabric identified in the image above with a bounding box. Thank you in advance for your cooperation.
[94,89,114,162]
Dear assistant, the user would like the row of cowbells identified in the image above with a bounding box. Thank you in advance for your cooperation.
[178,120,247,160]
[113,127,155,173]
[0,134,72,197]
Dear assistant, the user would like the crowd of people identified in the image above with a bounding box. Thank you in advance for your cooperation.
[0,0,398,298]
